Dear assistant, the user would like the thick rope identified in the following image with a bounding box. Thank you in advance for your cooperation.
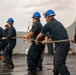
[45,39,71,43]
[30,38,71,43]
[0,36,71,43]
[0,36,22,40]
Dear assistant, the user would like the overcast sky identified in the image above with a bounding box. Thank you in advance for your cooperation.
[0,0,76,31]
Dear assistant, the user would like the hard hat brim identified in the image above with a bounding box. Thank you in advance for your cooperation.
[44,14,56,18]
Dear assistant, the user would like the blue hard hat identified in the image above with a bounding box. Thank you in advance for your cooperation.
[32,12,41,18]
[7,18,14,23]
[44,10,56,18]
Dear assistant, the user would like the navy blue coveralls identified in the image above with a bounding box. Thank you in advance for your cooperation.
[4,25,16,65]
[27,21,45,71]
[46,32,54,55]
[5,27,9,36]
[4,27,9,48]
[41,18,70,75]
[0,27,6,52]
[74,27,76,43]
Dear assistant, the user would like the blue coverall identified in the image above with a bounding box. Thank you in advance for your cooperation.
[27,21,45,72]
[41,18,70,75]
[4,25,16,65]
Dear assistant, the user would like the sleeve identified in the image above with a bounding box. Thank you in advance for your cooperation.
[2,29,6,37]
[0,28,2,36]
[41,23,50,35]
[0,27,6,37]
[30,23,38,33]
[6,28,13,39]
[45,32,51,38]
[45,32,49,36]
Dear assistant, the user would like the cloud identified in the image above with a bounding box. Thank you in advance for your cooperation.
[0,0,75,31]
[13,0,76,30]
[15,0,73,14]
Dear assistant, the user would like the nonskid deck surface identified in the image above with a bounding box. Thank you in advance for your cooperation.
[0,54,76,75]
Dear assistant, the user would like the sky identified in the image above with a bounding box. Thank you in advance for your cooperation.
[0,0,76,32]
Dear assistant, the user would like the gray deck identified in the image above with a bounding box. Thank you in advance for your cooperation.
[0,54,76,75]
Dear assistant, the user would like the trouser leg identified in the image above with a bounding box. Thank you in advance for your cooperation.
[53,42,70,75]
[47,43,54,55]
[4,44,15,65]
[27,43,44,74]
